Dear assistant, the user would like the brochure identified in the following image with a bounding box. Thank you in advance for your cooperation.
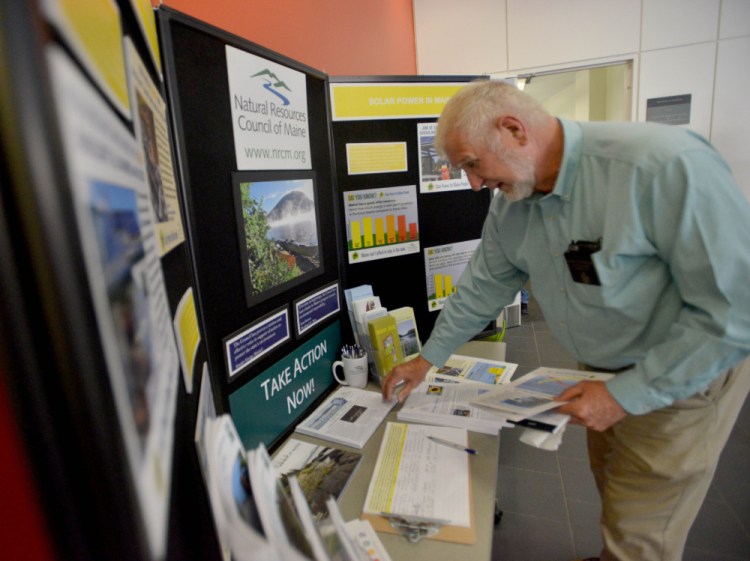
[273,438,363,520]
[246,444,313,561]
[471,367,614,422]
[294,386,397,449]
[287,475,332,561]
[396,382,512,435]
[425,353,517,386]
[202,415,279,561]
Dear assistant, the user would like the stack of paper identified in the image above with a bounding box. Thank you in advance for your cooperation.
[425,354,517,386]
[294,386,397,448]
[397,382,512,435]
[471,367,613,423]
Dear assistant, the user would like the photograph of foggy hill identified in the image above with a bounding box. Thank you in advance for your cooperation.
[237,176,321,297]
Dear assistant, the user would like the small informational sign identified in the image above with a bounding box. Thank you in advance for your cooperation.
[646,94,692,126]
[294,282,341,337]
[417,122,470,193]
[424,239,481,311]
[346,142,408,175]
[224,307,290,378]
[125,38,185,256]
[229,321,341,450]
[226,45,312,170]
[343,185,420,264]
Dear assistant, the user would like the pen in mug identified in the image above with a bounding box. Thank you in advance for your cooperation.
[427,435,478,455]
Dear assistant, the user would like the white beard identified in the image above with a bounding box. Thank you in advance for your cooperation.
[492,139,537,202]
[503,180,535,201]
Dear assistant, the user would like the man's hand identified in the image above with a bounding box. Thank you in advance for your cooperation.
[381,356,433,402]
[554,381,626,432]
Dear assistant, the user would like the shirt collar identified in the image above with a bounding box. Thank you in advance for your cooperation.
[540,118,581,203]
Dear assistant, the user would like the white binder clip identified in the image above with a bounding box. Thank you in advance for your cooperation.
[380,512,449,543]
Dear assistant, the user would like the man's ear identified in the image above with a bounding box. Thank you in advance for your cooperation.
[496,115,528,146]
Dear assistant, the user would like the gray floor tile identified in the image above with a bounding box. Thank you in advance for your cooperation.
[713,433,750,535]
[492,511,576,561]
[683,547,750,561]
[558,455,599,504]
[498,428,561,474]
[686,498,750,558]
[504,324,536,339]
[501,335,537,353]
[557,424,589,459]
[504,349,541,368]
[496,466,567,521]
[566,499,603,558]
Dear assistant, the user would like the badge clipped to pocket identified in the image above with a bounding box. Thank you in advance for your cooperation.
[564,239,602,286]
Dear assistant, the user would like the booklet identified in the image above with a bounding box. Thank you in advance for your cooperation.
[294,386,397,449]
[287,475,332,561]
[425,353,517,386]
[246,444,313,561]
[273,438,363,520]
[471,367,613,422]
[396,382,512,435]
[202,415,278,561]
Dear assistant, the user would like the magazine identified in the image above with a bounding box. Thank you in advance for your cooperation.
[294,386,397,449]
[246,444,313,561]
[471,367,613,422]
[396,382,512,435]
[426,354,517,386]
[273,438,362,520]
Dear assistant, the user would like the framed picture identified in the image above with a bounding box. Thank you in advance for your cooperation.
[232,170,323,307]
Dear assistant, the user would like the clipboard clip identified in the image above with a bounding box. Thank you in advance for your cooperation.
[379,512,449,543]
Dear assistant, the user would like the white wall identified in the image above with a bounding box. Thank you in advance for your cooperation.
[413,0,750,200]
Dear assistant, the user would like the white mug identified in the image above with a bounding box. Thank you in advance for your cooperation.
[332,354,368,388]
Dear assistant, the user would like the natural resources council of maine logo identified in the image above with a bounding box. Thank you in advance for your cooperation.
[251,69,291,105]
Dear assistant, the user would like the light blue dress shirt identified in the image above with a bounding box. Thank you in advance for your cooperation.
[422,119,750,415]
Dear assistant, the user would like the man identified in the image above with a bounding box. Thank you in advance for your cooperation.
[381,80,750,561]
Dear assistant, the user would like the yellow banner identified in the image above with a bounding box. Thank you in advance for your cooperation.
[330,83,467,121]
[346,142,407,175]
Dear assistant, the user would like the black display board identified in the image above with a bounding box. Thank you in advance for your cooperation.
[328,76,493,344]
[158,8,342,406]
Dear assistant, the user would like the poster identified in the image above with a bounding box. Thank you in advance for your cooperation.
[344,185,419,264]
[125,39,185,256]
[417,122,470,193]
[232,171,323,307]
[225,45,311,170]
[48,46,180,559]
[424,239,481,311]
[42,0,130,117]
[343,185,420,264]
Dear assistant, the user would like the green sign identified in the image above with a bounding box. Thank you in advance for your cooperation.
[230,320,341,450]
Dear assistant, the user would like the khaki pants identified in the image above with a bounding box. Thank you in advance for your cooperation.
[585,357,750,561]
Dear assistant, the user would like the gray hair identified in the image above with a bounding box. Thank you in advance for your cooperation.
[435,79,550,157]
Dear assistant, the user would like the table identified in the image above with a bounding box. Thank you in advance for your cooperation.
[288,340,506,561]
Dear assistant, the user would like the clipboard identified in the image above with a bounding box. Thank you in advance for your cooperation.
[360,422,477,545]
[361,491,476,544]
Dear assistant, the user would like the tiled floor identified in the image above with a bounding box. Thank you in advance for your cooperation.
[491,292,750,561]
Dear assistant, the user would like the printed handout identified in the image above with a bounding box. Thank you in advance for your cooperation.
[426,354,517,386]
[397,382,512,435]
[471,367,613,422]
[294,386,397,449]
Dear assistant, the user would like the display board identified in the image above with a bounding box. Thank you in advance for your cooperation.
[158,8,342,450]
[329,77,493,342]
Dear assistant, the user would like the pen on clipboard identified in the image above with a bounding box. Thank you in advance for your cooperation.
[427,435,478,455]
